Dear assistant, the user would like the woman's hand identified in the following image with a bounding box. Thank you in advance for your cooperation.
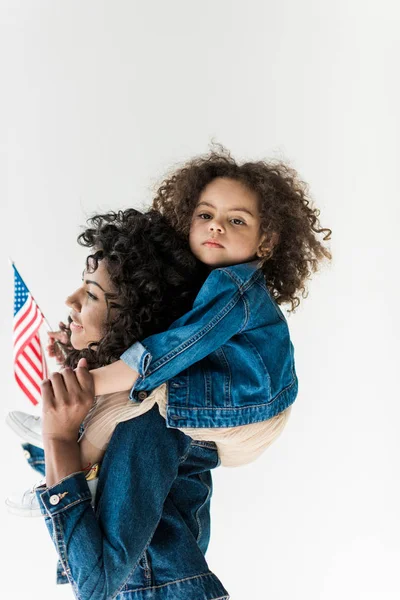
[41,358,95,443]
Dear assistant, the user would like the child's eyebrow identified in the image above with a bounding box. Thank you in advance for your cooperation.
[197,201,255,217]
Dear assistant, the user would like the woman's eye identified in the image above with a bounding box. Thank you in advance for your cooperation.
[231,218,245,226]
[86,291,97,300]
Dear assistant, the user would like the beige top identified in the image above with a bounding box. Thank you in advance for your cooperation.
[82,384,292,467]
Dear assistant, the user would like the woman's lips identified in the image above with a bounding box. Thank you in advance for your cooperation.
[70,321,83,331]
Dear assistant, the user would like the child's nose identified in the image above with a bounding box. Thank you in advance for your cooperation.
[209,219,225,233]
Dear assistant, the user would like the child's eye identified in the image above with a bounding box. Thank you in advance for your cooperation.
[86,291,98,301]
[197,213,212,220]
[230,218,246,226]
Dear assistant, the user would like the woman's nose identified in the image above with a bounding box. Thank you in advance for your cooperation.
[65,290,81,311]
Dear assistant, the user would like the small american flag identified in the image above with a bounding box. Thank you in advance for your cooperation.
[13,264,48,406]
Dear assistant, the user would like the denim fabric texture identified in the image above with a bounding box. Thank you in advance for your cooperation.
[36,406,229,600]
[122,261,298,428]
[22,442,46,477]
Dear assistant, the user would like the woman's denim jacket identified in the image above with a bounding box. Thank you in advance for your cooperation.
[35,406,229,600]
[122,261,298,428]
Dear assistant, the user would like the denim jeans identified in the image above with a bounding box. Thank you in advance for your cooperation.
[30,406,229,599]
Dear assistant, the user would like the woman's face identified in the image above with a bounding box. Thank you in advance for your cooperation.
[65,259,117,350]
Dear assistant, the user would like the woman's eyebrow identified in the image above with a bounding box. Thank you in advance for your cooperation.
[85,279,106,292]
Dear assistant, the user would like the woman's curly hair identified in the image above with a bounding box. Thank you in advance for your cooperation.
[152,146,332,312]
[61,209,207,369]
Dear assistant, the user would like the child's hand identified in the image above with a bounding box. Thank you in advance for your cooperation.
[47,322,70,363]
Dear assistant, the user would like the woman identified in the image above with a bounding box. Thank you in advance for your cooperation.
[11,209,229,600]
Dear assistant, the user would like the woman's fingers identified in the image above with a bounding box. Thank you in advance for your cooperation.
[50,371,69,402]
[60,367,82,396]
[41,378,55,408]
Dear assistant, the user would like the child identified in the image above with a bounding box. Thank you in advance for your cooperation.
[8,147,331,510]
[83,147,331,450]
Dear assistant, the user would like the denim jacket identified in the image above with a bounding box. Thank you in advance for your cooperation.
[122,261,298,428]
[36,405,229,600]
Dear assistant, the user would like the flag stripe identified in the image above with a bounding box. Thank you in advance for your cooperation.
[14,303,40,348]
[14,371,39,406]
[25,344,42,372]
[14,309,43,359]
[29,342,41,363]
[15,359,42,396]
[20,350,42,380]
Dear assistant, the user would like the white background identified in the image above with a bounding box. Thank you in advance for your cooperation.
[0,1,399,598]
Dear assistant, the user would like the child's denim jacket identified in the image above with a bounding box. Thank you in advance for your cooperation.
[122,261,298,428]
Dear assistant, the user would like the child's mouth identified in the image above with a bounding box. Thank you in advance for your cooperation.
[203,240,224,248]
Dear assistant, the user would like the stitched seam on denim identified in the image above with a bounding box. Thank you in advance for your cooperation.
[254,278,287,323]
[205,365,212,408]
[289,339,296,379]
[178,439,195,465]
[53,515,81,599]
[145,270,251,377]
[141,550,152,582]
[215,347,232,407]
[191,440,217,449]
[194,471,212,545]
[113,519,173,598]
[241,333,271,384]
[220,266,261,292]
[238,290,250,333]
[46,496,91,516]
[170,378,296,412]
[145,292,244,376]
[118,571,215,593]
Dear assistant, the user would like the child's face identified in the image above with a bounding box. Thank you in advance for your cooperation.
[189,177,264,268]
[65,259,117,350]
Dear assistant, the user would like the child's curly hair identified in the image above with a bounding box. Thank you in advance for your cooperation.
[152,146,332,312]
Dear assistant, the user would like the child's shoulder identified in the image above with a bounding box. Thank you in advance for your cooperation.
[209,260,262,288]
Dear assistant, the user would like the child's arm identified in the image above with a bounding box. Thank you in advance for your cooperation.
[91,268,248,397]
[90,361,139,396]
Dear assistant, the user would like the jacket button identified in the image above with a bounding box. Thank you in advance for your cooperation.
[138,391,148,400]
[49,495,60,506]
[23,450,31,459]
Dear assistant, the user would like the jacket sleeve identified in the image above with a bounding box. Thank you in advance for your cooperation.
[121,268,248,393]
[37,407,191,600]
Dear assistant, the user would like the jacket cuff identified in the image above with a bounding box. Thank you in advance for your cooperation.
[36,472,91,517]
[120,341,151,378]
